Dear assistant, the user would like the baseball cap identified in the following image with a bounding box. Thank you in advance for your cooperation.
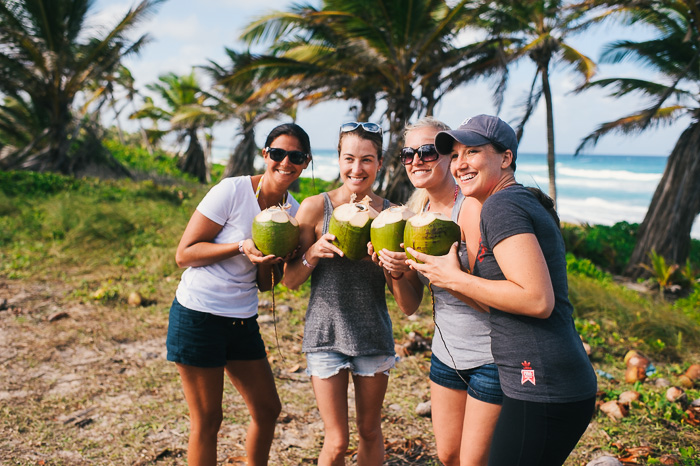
[434,114,518,160]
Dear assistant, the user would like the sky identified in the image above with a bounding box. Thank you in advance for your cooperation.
[92,0,691,159]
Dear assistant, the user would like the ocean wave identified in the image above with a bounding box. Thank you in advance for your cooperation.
[556,166,661,182]
[524,175,656,195]
[557,196,647,226]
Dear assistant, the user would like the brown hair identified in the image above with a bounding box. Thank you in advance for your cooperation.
[526,187,559,227]
[337,126,383,159]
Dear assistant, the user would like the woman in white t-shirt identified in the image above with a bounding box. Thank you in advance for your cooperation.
[166,123,312,466]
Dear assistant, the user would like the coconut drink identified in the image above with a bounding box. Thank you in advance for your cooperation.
[370,205,415,256]
[403,212,461,263]
[252,205,300,257]
[328,196,378,260]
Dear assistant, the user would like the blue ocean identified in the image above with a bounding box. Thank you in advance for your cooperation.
[306,149,700,239]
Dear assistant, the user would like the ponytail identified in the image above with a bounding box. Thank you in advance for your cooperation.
[526,187,560,228]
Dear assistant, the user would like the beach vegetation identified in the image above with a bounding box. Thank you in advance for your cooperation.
[199,48,301,178]
[575,0,700,280]
[0,0,164,174]
[129,71,220,183]
[1,170,699,463]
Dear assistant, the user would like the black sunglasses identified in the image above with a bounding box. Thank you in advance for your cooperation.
[339,121,383,135]
[400,144,439,165]
[265,147,309,165]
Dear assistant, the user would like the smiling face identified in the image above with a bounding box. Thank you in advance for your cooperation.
[449,142,514,203]
[262,134,310,188]
[338,133,382,195]
[403,126,452,190]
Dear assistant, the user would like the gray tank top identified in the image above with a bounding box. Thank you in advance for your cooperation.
[302,193,395,356]
[418,191,494,370]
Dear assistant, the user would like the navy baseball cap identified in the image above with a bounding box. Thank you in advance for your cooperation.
[434,114,518,160]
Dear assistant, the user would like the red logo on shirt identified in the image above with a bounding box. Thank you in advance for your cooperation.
[521,361,536,385]
[476,238,487,263]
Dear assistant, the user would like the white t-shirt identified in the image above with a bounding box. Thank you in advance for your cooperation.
[175,176,300,318]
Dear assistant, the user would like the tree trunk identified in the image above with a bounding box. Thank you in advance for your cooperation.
[224,127,257,178]
[541,67,557,207]
[625,120,700,278]
[178,128,207,183]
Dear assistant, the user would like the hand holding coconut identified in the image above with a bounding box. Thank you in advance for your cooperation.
[405,241,463,289]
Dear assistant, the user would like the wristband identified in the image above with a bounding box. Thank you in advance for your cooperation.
[390,271,404,280]
[302,253,316,269]
[238,240,246,256]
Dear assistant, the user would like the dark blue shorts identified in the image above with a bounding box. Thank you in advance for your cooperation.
[166,298,267,367]
[429,353,503,405]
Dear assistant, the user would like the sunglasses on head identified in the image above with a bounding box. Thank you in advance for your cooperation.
[339,121,383,136]
[400,144,439,165]
[265,147,309,165]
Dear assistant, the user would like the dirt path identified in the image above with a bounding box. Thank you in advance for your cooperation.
[0,278,437,465]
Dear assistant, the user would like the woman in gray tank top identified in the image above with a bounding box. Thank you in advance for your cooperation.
[283,122,395,466]
[371,117,502,466]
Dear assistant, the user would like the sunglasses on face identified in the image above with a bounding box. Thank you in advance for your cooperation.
[339,121,383,136]
[265,147,309,165]
[400,144,439,165]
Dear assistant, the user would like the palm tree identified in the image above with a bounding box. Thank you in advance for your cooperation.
[200,49,297,178]
[0,0,163,173]
[131,71,219,183]
[239,0,507,202]
[481,0,598,206]
[575,0,700,278]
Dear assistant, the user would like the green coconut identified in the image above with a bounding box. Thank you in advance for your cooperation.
[370,205,415,256]
[252,206,300,257]
[403,211,461,263]
[328,197,378,260]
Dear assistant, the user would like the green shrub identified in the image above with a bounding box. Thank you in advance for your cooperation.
[566,253,612,281]
[562,222,638,274]
[0,171,81,196]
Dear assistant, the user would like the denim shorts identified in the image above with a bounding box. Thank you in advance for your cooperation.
[429,354,503,405]
[166,298,266,367]
[305,351,397,378]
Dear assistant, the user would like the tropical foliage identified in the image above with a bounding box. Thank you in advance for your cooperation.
[481,0,598,205]
[0,0,163,173]
[576,0,700,277]
[130,71,219,183]
[200,49,298,178]
[238,0,508,202]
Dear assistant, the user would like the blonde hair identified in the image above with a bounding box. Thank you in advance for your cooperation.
[403,116,452,213]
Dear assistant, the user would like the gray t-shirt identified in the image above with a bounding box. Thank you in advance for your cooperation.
[473,185,597,403]
[418,192,494,370]
[302,193,395,356]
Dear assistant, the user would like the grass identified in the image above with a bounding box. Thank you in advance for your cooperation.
[1,168,699,464]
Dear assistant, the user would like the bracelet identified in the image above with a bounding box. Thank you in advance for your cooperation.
[238,240,246,256]
[389,271,404,280]
[302,253,316,269]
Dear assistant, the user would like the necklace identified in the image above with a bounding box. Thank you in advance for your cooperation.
[255,174,288,209]
[426,185,459,212]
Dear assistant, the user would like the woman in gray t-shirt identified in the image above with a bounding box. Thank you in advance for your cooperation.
[408,114,597,466]
[374,117,502,466]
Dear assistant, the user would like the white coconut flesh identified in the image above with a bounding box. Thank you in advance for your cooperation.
[408,211,451,227]
[371,206,414,228]
[255,208,299,226]
[333,203,375,227]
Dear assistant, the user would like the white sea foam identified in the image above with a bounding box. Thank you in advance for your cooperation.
[525,175,657,194]
[556,166,661,182]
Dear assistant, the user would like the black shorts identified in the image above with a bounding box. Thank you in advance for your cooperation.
[166,298,266,367]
